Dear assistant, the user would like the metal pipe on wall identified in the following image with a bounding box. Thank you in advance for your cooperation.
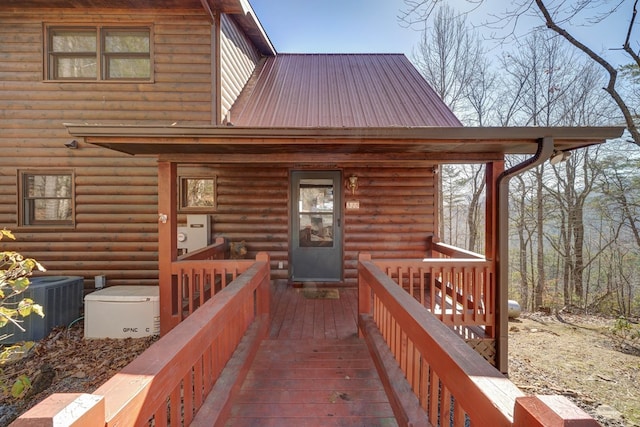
[495,136,554,373]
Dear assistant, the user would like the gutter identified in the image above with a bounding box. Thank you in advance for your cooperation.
[495,136,554,374]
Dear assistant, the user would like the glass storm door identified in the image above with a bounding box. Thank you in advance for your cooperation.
[290,171,342,282]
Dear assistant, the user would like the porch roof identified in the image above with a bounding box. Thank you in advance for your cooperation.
[65,123,625,161]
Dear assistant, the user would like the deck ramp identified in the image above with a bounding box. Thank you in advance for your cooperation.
[224,283,397,426]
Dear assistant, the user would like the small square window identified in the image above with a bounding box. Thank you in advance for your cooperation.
[19,171,74,227]
[180,177,216,211]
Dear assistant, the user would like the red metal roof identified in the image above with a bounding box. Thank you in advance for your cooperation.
[228,54,462,128]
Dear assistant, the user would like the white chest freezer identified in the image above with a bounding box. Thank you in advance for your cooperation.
[84,286,160,339]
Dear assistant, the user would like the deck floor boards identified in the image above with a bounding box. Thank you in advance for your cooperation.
[225,283,398,427]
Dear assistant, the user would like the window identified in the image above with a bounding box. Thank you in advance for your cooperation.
[47,26,151,81]
[298,179,334,248]
[20,171,74,227]
[179,177,216,211]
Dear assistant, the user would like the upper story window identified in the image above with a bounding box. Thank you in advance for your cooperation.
[19,171,74,227]
[46,26,151,81]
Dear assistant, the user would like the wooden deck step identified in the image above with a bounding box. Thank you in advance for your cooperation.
[226,338,398,427]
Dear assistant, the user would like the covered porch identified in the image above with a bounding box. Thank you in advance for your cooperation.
[31,117,621,425]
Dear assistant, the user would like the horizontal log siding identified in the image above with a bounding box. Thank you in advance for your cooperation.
[179,165,436,286]
[0,9,218,288]
[343,166,436,286]
[178,165,289,282]
[220,14,261,121]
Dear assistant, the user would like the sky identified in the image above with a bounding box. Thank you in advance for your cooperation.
[249,0,636,67]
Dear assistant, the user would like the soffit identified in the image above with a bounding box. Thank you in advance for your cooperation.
[64,124,625,160]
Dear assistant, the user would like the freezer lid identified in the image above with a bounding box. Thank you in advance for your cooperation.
[85,285,159,302]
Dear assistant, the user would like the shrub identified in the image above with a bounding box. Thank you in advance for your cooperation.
[609,316,640,352]
[1,228,45,398]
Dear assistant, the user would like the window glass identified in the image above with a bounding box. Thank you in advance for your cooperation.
[298,179,334,247]
[104,30,150,53]
[51,30,96,52]
[50,29,97,79]
[55,57,97,79]
[47,26,150,81]
[22,173,74,226]
[180,177,216,210]
[107,58,151,79]
[104,29,151,79]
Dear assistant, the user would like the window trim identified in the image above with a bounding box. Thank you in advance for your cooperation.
[18,170,76,228]
[179,176,217,212]
[44,24,154,83]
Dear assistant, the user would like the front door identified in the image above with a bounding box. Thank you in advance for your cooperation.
[290,170,342,282]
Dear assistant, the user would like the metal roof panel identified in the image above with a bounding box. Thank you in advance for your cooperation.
[229,54,462,128]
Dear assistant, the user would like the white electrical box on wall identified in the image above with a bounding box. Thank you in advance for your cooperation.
[84,286,160,339]
[177,214,211,253]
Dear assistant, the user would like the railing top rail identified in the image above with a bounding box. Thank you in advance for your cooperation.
[359,259,522,425]
[372,258,491,267]
[431,241,486,259]
[96,258,269,424]
[177,237,227,261]
[171,258,256,272]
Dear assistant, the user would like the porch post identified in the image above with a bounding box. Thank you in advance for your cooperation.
[158,160,179,335]
[484,161,503,344]
[484,161,503,263]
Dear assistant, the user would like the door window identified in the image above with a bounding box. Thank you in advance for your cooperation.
[298,179,334,247]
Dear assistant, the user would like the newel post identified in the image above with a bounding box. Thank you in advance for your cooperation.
[255,252,270,318]
[358,253,372,337]
[12,393,105,426]
[513,395,601,426]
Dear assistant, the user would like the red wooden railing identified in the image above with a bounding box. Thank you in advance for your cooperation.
[13,254,271,427]
[373,258,494,329]
[358,253,599,427]
[170,238,257,321]
[177,236,227,261]
[427,237,486,260]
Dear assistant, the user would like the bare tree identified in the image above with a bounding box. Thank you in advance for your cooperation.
[412,4,491,252]
[411,3,485,115]
[401,0,640,145]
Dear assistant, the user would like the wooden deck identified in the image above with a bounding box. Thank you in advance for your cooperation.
[225,283,398,426]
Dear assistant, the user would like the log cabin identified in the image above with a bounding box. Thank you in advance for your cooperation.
[2,1,625,425]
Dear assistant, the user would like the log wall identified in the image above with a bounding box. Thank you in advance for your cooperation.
[0,8,255,288]
[0,7,437,290]
[179,165,436,286]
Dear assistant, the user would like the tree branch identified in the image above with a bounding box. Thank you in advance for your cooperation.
[534,0,639,145]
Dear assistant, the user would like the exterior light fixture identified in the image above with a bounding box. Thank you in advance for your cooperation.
[65,139,78,149]
[346,175,358,195]
[550,150,571,165]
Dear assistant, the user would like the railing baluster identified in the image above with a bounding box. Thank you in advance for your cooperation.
[441,386,452,427]
[428,369,439,423]
[170,383,181,426]
[154,399,168,427]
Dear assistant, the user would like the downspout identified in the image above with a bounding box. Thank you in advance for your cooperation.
[496,136,554,374]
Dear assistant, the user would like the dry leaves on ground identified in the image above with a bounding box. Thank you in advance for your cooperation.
[508,313,640,427]
[0,325,157,426]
